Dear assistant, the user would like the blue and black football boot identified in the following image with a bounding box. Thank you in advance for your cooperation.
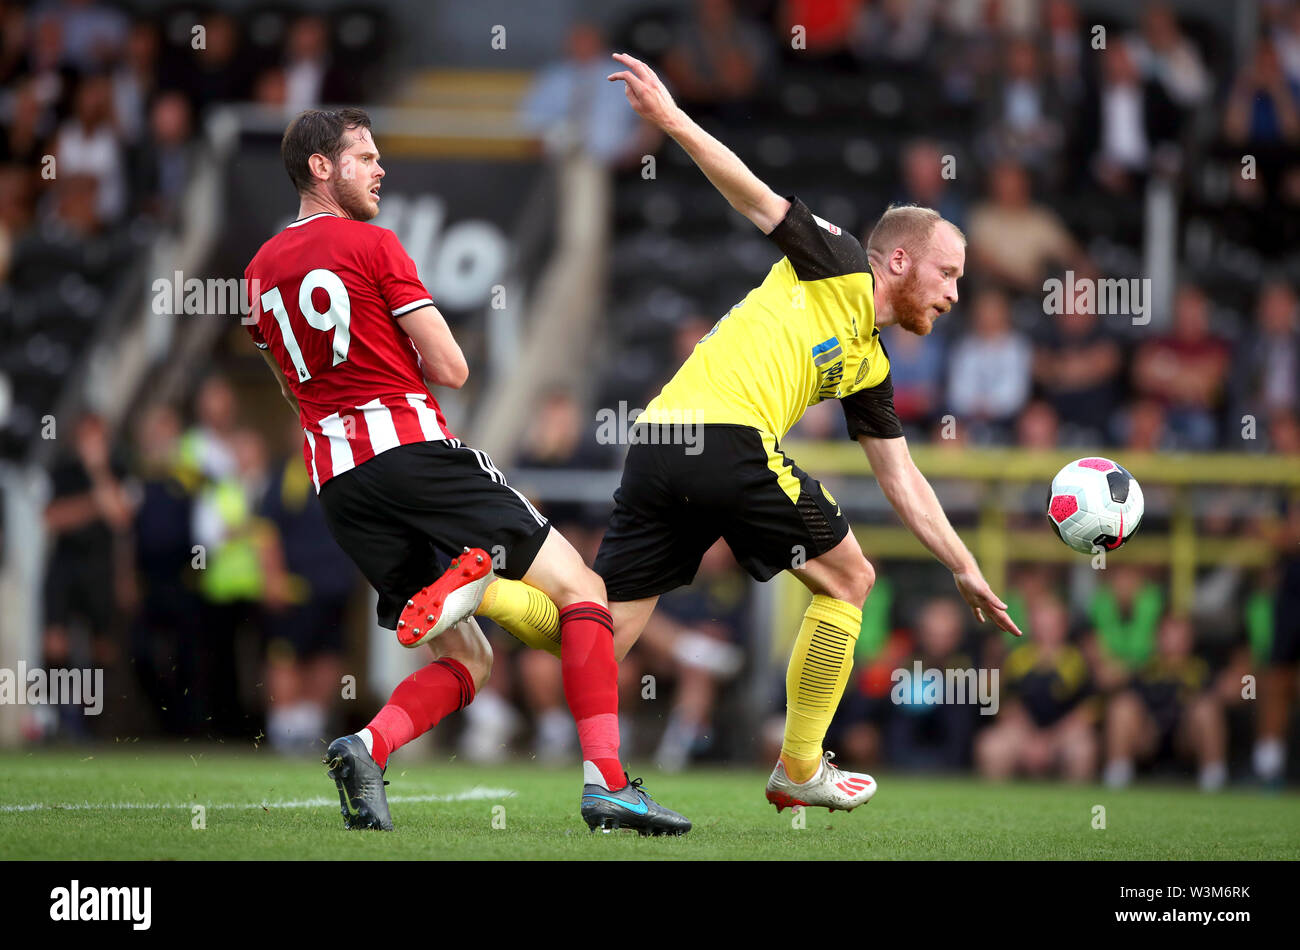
[581,766,691,836]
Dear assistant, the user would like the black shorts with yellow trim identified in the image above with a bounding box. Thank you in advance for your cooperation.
[594,424,849,602]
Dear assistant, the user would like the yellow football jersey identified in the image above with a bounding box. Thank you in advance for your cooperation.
[642,198,902,442]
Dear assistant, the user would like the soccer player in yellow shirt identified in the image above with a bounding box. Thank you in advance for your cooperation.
[592,53,1025,812]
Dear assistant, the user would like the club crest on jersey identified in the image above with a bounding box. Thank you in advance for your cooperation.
[812,214,842,236]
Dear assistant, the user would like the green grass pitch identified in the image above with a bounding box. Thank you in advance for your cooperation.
[1,749,1295,860]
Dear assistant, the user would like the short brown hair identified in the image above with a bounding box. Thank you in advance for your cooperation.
[281,107,372,194]
[866,203,964,261]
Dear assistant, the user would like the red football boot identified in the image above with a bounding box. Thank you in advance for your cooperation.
[396,548,496,648]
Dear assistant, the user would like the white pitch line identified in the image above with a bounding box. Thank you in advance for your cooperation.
[0,787,516,814]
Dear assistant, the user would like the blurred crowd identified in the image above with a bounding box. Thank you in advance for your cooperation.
[6,0,1300,787]
[0,0,384,457]
[38,379,359,753]
[515,0,1300,786]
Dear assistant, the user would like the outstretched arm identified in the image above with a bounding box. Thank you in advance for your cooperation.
[608,52,790,234]
[859,433,1024,637]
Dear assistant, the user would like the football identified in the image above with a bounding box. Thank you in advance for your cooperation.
[1047,457,1145,555]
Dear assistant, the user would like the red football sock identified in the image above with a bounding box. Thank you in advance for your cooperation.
[365,657,475,769]
[559,602,625,791]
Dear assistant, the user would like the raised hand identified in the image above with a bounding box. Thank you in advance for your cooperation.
[608,52,682,131]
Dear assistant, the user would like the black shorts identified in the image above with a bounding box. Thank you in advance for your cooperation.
[318,439,550,629]
[594,424,849,602]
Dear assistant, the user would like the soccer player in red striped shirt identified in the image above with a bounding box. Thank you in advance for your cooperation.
[244,109,687,835]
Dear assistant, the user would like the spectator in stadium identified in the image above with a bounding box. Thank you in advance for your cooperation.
[516,643,574,764]
[518,21,650,167]
[1234,280,1298,423]
[1042,0,1085,103]
[34,0,127,72]
[24,14,76,119]
[0,164,35,283]
[776,0,865,61]
[977,35,1064,171]
[1077,41,1182,197]
[1015,399,1059,450]
[620,539,746,771]
[966,159,1091,295]
[191,427,275,736]
[259,423,359,755]
[1082,564,1165,693]
[1103,614,1227,791]
[251,67,288,111]
[1272,0,1300,87]
[179,374,238,482]
[1120,397,1174,453]
[662,0,770,114]
[177,13,250,117]
[129,90,194,227]
[41,413,133,732]
[0,0,28,88]
[884,597,981,771]
[994,563,1063,650]
[125,402,200,735]
[880,322,946,432]
[517,386,612,470]
[946,286,1032,443]
[1252,409,1300,786]
[109,19,159,145]
[1223,37,1300,146]
[0,77,55,168]
[1127,1,1211,110]
[1031,307,1124,445]
[1132,282,1231,450]
[53,72,125,223]
[895,138,967,232]
[976,594,1098,782]
[1004,401,1061,534]
[282,15,350,113]
[850,0,938,69]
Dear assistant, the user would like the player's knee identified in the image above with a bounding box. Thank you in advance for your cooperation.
[553,567,607,610]
[836,556,875,607]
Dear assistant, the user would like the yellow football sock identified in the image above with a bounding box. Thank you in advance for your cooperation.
[781,595,862,783]
[476,578,561,657]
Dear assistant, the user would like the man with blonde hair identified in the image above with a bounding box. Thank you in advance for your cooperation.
[599,53,1021,814]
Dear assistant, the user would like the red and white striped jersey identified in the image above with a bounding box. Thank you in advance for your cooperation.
[243,212,453,492]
